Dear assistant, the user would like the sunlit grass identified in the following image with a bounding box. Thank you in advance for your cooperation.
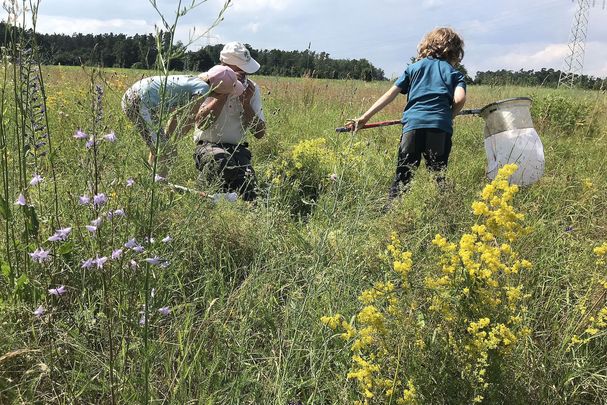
[0,62,606,403]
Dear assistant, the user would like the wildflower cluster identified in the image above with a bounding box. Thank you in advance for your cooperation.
[569,242,607,346]
[264,138,334,189]
[263,138,366,214]
[321,232,418,404]
[427,164,531,401]
[322,164,532,404]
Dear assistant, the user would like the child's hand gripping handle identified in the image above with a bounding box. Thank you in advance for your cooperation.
[457,109,482,116]
[335,119,401,133]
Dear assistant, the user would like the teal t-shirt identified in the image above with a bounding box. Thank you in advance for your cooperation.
[394,58,466,134]
[133,75,210,110]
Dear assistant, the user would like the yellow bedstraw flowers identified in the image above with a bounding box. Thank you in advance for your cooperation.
[322,164,532,404]
[569,241,607,347]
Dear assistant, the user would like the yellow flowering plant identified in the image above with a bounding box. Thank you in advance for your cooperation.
[568,242,607,347]
[322,164,533,404]
[263,137,364,215]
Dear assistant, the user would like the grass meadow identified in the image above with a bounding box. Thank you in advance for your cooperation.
[1,62,606,404]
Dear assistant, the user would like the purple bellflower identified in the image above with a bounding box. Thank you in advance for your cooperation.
[74,129,88,140]
[15,193,27,206]
[104,132,117,142]
[48,227,72,242]
[81,258,94,269]
[93,193,107,208]
[29,248,50,263]
[34,305,45,317]
[48,285,67,296]
[144,256,163,266]
[29,174,44,186]
[111,249,123,260]
[94,256,108,269]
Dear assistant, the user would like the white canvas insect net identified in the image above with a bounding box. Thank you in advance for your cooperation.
[480,98,544,186]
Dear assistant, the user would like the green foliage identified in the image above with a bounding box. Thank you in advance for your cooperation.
[531,93,593,135]
[0,56,606,405]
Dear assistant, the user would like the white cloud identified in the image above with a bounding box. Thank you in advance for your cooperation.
[422,0,445,9]
[36,15,151,35]
[229,0,293,13]
[245,22,261,33]
[490,44,569,69]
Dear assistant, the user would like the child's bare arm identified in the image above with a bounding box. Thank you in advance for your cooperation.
[350,85,401,129]
[165,97,206,140]
[195,93,229,130]
[452,86,466,117]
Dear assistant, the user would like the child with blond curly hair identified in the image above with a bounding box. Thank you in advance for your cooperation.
[349,27,467,199]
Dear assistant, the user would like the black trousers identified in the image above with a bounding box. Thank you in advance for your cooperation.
[194,141,257,201]
[389,128,452,199]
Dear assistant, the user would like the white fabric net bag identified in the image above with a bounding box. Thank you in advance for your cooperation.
[480,97,544,186]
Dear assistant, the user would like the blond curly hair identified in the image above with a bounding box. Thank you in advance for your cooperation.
[417,27,464,65]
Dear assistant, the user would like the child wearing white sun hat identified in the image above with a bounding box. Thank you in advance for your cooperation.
[121,65,243,176]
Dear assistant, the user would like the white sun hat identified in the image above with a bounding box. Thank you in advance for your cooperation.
[219,42,260,74]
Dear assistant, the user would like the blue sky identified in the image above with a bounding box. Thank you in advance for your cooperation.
[4,0,607,78]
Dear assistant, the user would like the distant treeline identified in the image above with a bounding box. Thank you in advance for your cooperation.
[0,22,385,81]
[2,22,605,88]
[474,68,606,90]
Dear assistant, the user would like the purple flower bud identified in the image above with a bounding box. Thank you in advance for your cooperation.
[85,138,95,149]
[79,195,90,205]
[109,209,125,218]
[126,178,135,187]
[91,217,103,227]
[29,248,50,263]
[15,193,27,206]
[29,174,44,186]
[158,306,171,316]
[74,129,88,139]
[48,233,63,242]
[104,132,116,142]
[132,245,145,253]
[144,256,163,266]
[34,305,45,317]
[86,225,97,233]
[93,193,107,208]
[130,260,138,269]
[111,249,123,260]
[48,285,67,296]
[154,174,165,182]
[161,235,172,243]
[81,258,94,269]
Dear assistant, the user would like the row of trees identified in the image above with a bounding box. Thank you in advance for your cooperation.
[0,22,385,81]
[1,22,605,87]
[474,68,605,90]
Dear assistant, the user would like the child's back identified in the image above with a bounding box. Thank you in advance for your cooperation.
[397,57,466,135]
